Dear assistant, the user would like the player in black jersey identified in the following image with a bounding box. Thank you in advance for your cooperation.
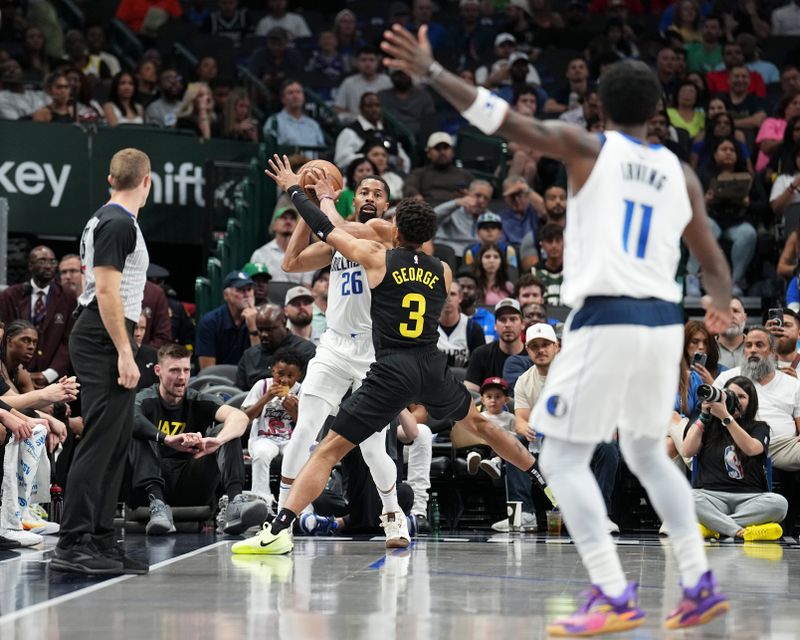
[233,155,538,555]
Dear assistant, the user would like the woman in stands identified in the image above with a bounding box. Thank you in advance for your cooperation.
[683,376,787,541]
[64,67,105,124]
[473,244,514,306]
[221,87,259,142]
[176,81,219,139]
[666,0,702,43]
[103,71,144,126]
[756,91,800,172]
[361,142,403,204]
[770,136,800,221]
[20,26,54,81]
[668,79,705,140]
[335,156,379,219]
[32,72,77,123]
[691,110,754,174]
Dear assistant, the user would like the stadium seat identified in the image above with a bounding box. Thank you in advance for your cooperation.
[198,364,238,383]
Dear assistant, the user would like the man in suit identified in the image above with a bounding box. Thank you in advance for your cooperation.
[0,246,76,388]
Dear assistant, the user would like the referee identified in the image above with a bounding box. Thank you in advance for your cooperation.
[53,148,151,575]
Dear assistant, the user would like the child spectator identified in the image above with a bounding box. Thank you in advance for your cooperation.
[466,377,515,479]
[241,350,302,513]
[463,213,519,270]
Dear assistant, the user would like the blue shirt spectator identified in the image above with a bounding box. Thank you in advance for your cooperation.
[498,176,539,247]
[262,80,325,153]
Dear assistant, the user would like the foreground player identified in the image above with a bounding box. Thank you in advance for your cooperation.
[381,25,732,636]
[274,173,414,548]
[232,158,538,555]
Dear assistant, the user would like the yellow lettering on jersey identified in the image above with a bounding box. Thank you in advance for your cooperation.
[390,269,440,290]
[158,419,187,436]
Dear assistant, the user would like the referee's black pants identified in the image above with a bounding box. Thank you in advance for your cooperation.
[59,308,137,549]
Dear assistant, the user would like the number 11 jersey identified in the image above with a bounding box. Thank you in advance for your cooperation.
[560,131,692,309]
[371,247,447,352]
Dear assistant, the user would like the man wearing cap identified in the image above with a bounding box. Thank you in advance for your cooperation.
[403,131,474,206]
[433,179,495,255]
[377,69,435,136]
[284,285,321,345]
[465,298,525,392]
[251,206,314,285]
[235,304,316,390]
[463,211,519,269]
[497,175,540,249]
[195,270,259,370]
[437,280,485,368]
[242,262,272,306]
[475,33,541,88]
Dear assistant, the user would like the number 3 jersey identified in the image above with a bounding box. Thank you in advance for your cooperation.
[327,250,372,336]
[560,130,692,309]
[371,247,447,352]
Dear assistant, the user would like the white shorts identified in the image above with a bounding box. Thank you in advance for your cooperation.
[299,329,375,407]
[531,299,683,444]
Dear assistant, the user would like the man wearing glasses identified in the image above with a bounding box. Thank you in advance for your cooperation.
[0,245,77,388]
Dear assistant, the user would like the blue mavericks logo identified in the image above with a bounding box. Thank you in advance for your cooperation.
[546,395,567,417]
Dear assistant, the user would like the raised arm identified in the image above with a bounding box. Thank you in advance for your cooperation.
[281,218,334,273]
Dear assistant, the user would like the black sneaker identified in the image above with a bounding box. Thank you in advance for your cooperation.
[414,514,432,534]
[50,537,124,575]
[0,532,21,550]
[98,541,150,575]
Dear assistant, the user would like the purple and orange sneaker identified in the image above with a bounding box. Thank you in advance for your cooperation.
[664,570,729,630]
[547,582,645,637]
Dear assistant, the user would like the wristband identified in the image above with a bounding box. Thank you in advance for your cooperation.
[319,194,335,203]
[156,431,166,445]
[249,330,259,336]
[461,86,510,135]
[426,61,444,80]
[287,185,336,241]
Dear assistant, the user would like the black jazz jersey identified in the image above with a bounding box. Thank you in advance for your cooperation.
[370,248,447,352]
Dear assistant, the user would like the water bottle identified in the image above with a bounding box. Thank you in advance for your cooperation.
[429,492,441,536]
[528,433,542,455]
[50,485,64,524]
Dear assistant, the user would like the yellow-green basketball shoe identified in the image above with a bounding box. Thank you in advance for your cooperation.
[231,522,293,555]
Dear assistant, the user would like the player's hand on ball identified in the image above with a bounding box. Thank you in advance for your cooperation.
[310,169,342,202]
[264,154,300,192]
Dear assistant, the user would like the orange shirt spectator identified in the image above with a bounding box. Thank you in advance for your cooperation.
[116,0,182,34]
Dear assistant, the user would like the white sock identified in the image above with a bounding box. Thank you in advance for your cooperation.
[360,428,402,514]
[583,543,627,598]
[277,482,292,512]
[377,484,401,515]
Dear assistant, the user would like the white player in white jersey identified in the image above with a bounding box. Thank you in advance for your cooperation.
[277,174,413,548]
[384,26,734,637]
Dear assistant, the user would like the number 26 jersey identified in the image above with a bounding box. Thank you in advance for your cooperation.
[371,248,447,352]
[560,131,692,308]
[327,250,372,336]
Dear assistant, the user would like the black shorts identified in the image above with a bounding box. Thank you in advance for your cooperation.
[332,345,473,445]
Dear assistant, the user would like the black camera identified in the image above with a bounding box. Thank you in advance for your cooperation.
[696,384,739,414]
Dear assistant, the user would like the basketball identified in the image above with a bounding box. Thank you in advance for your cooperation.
[298,160,344,199]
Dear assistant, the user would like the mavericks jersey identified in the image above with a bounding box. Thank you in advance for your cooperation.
[561,131,692,308]
[371,248,447,351]
[327,250,372,335]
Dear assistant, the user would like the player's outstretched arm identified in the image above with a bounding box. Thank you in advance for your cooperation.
[282,218,334,273]
[381,25,601,167]
[681,163,733,334]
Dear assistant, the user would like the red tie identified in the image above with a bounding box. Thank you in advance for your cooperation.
[33,291,46,329]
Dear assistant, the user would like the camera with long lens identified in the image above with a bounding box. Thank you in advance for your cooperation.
[696,384,739,414]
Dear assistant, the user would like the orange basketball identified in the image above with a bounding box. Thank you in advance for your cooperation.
[298,159,344,199]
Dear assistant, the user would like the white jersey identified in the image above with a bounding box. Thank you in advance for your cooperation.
[437,314,471,368]
[326,250,372,335]
[560,131,692,308]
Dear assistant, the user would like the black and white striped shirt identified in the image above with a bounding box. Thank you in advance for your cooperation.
[78,203,149,323]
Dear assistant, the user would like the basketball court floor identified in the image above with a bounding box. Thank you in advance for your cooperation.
[0,532,797,639]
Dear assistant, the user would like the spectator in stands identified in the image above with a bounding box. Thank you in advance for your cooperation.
[457,267,496,343]
[546,57,592,114]
[334,47,392,122]
[145,67,184,127]
[605,16,641,60]
[141,281,172,348]
[473,244,515,306]
[690,111,753,173]
[404,0,448,54]
[756,92,800,171]
[0,59,49,120]
[20,25,55,81]
[464,212,519,269]
[184,0,211,26]
[335,157,379,219]
[310,267,328,335]
[203,0,252,44]
[62,29,111,83]
[195,56,218,85]
[115,0,183,34]
[772,0,800,36]
[707,43,766,98]
[235,304,315,390]
[241,262,272,306]
[686,14,724,74]
[475,33,541,88]
[175,81,218,138]
[737,33,778,86]
[242,349,301,511]
[248,27,305,98]
[433,179,494,255]
[85,25,121,77]
[135,59,159,106]
[558,87,601,128]
[782,65,800,97]
[437,280,485,369]
[770,133,800,217]
[377,69,435,137]
[306,30,349,88]
[284,286,319,345]
[516,273,545,307]
[506,85,546,183]
[147,266,195,347]
[251,206,314,284]
[255,0,310,39]
[668,79,705,139]
[647,110,690,161]
[715,327,800,473]
[683,375,787,540]
[685,319,726,385]
[403,132,473,206]
[335,92,409,172]
[464,376,515,479]
[58,254,82,297]
[531,224,564,305]
[716,297,747,369]
[767,113,800,176]
[498,175,540,249]
[362,142,403,203]
[465,298,525,392]
[768,309,800,375]
[133,313,159,391]
[31,72,76,123]
[450,0,493,70]
[654,45,680,101]
[0,246,76,387]
[130,344,264,535]
[666,0,702,43]
[196,270,259,369]
[332,9,364,67]
[219,87,258,142]
[103,71,145,126]
[687,137,757,295]
[262,79,324,151]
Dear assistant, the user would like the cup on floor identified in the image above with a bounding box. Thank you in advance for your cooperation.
[546,509,562,536]
[507,501,523,533]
